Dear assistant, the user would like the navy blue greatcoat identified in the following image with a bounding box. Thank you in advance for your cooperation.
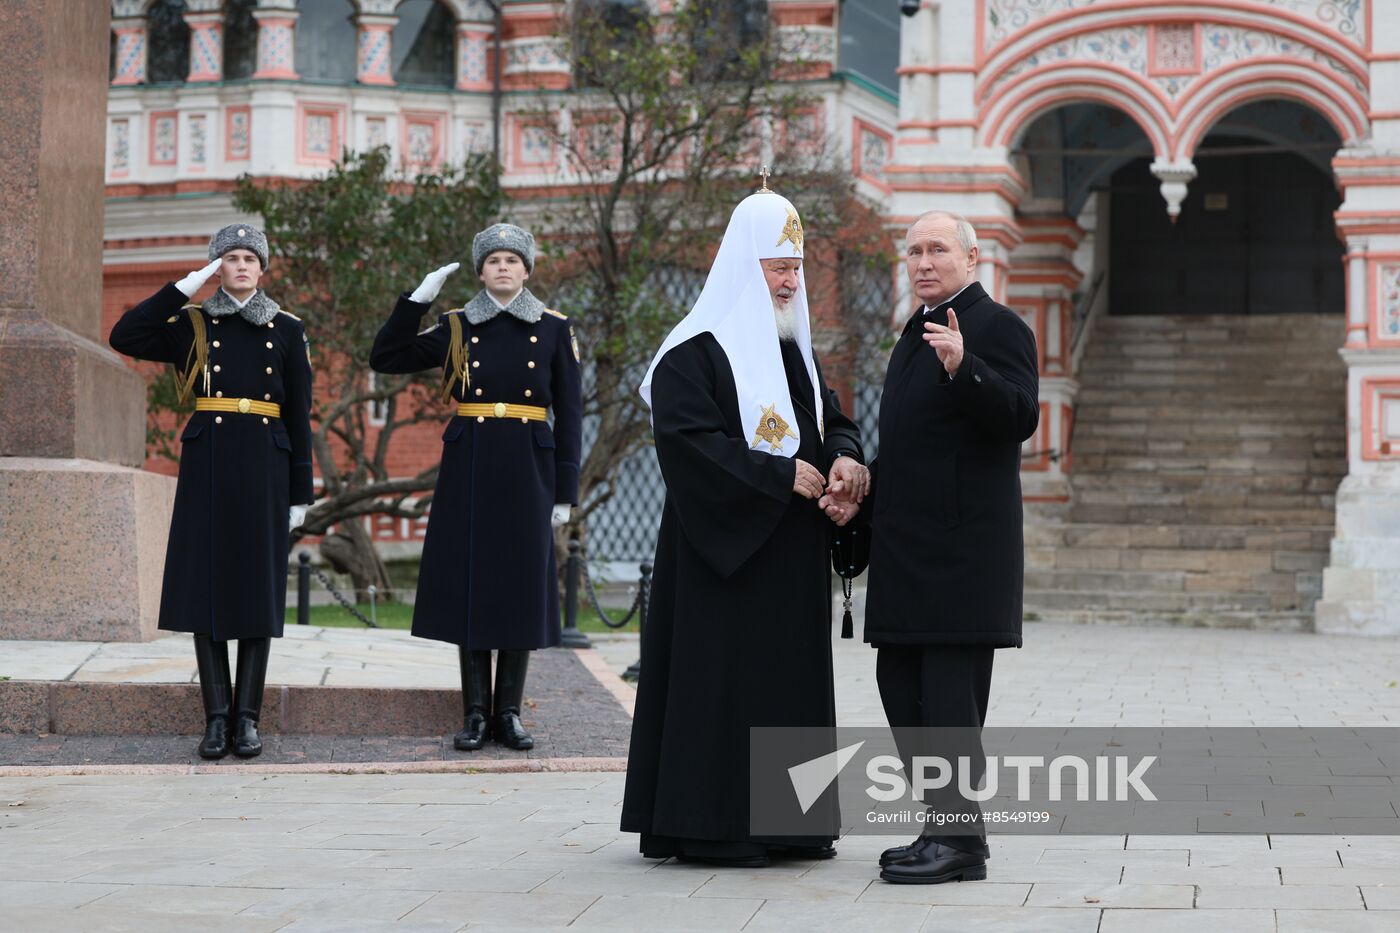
[369,292,583,650]
[109,282,315,641]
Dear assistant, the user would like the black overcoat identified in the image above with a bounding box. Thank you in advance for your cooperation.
[864,281,1040,647]
[108,283,315,640]
[621,334,862,846]
[369,294,583,650]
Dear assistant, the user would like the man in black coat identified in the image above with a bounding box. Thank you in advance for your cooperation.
[109,224,314,760]
[863,211,1039,883]
[370,223,582,753]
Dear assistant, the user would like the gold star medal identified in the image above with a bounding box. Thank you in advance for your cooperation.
[751,403,799,453]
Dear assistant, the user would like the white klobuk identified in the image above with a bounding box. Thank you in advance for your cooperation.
[640,190,823,456]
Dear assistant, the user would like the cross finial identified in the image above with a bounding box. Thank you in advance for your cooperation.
[758,165,772,193]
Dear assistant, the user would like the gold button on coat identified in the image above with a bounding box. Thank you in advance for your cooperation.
[266,341,273,349]
[267,322,274,328]
[264,393,271,400]
[262,417,269,424]
[472,360,480,368]
[493,402,507,418]
[214,416,223,424]
[471,336,479,344]
[212,340,220,348]
[474,388,483,396]
[476,416,485,423]
[212,364,221,372]
[524,389,532,398]
[237,398,251,413]
[529,336,538,343]
[265,366,273,374]
[527,361,535,369]
[215,390,223,398]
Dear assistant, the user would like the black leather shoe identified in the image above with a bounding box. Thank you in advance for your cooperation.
[879,841,919,867]
[198,715,230,759]
[453,708,491,751]
[232,715,262,758]
[879,839,987,884]
[492,710,534,750]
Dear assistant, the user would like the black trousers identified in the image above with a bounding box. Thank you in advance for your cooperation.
[876,644,995,856]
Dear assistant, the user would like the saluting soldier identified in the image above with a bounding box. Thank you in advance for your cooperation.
[109,224,314,760]
[370,223,583,752]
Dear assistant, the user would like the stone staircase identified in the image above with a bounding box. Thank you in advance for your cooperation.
[1024,314,1347,631]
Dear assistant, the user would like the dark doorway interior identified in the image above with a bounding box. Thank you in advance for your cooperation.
[1109,142,1343,315]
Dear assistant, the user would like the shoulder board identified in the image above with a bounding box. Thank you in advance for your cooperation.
[276,309,302,322]
[543,308,567,320]
[446,307,466,316]
[181,303,202,311]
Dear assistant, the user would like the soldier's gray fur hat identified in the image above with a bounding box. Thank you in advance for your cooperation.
[209,223,269,269]
[472,223,535,274]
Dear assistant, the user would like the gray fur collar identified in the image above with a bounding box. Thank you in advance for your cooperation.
[204,287,280,326]
[462,287,545,325]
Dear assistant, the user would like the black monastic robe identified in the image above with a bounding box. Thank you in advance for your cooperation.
[621,332,863,852]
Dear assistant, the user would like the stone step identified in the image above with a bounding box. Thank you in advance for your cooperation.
[1071,437,1345,459]
[1069,397,1344,420]
[1022,607,1313,632]
[1094,313,1342,331]
[1071,488,1334,511]
[1068,471,1341,493]
[1025,542,1327,574]
[1069,455,1345,477]
[1076,372,1343,390]
[1023,521,1334,552]
[1066,502,1336,525]
[1080,352,1344,371]
[1023,579,1315,612]
[1089,338,1342,355]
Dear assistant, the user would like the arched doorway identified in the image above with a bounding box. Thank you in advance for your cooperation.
[1109,100,1343,316]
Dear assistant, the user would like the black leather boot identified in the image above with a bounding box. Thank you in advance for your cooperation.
[453,648,493,751]
[193,635,232,759]
[232,638,271,758]
[492,650,534,750]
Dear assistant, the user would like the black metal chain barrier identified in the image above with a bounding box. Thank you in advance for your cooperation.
[560,537,652,682]
[295,551,380,628]
[578,550,647,629]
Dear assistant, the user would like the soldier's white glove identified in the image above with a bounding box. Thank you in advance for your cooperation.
[289,505,308,531]
[410,262,460,303]
[551,504,571,528]
[174,258,223,298]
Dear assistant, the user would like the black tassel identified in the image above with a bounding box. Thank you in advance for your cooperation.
[841,606,853,640]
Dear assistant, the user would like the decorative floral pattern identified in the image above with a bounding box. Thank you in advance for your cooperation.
[304,113,333,158]
[111,119,130,173]
[517,123,555,168]
[113,29,146,84]
[985,0,1364,51]
[227,108,250,160]
[256,20,294,75]
[357,28,392,82]
[366,117,388,150]
[406,121,438,167]
[189,115,207,166]
[859,126,891,180]
[189,23,222,79]
[504,39,569,74]
[982,26,1147,102]
[151,114,177,164]
[777,26,836,65]
[1197,23,1364,94]
[1382,265,1400,339]
[458,31,489,88]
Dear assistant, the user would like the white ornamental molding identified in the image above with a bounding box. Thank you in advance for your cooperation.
[503,37,570,76]
[776,25,836,65]
[982,0,1364,52]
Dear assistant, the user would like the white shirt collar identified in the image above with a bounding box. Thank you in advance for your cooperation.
[923,280,973,315]
[488,289,521,310]
[221,287,256,309]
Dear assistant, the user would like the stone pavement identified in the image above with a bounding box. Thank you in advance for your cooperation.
[2,619,1399,930]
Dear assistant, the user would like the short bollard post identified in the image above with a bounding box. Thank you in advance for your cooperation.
[367,584,378,628]
[297,551,311,625]
[561,537,592,649]
[623,562,651,683]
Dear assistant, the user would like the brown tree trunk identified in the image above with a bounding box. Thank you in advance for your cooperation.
[319,522,394,602]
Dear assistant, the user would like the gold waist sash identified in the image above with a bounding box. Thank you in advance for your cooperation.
[456,402,548,422]
[195,397,282,418]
